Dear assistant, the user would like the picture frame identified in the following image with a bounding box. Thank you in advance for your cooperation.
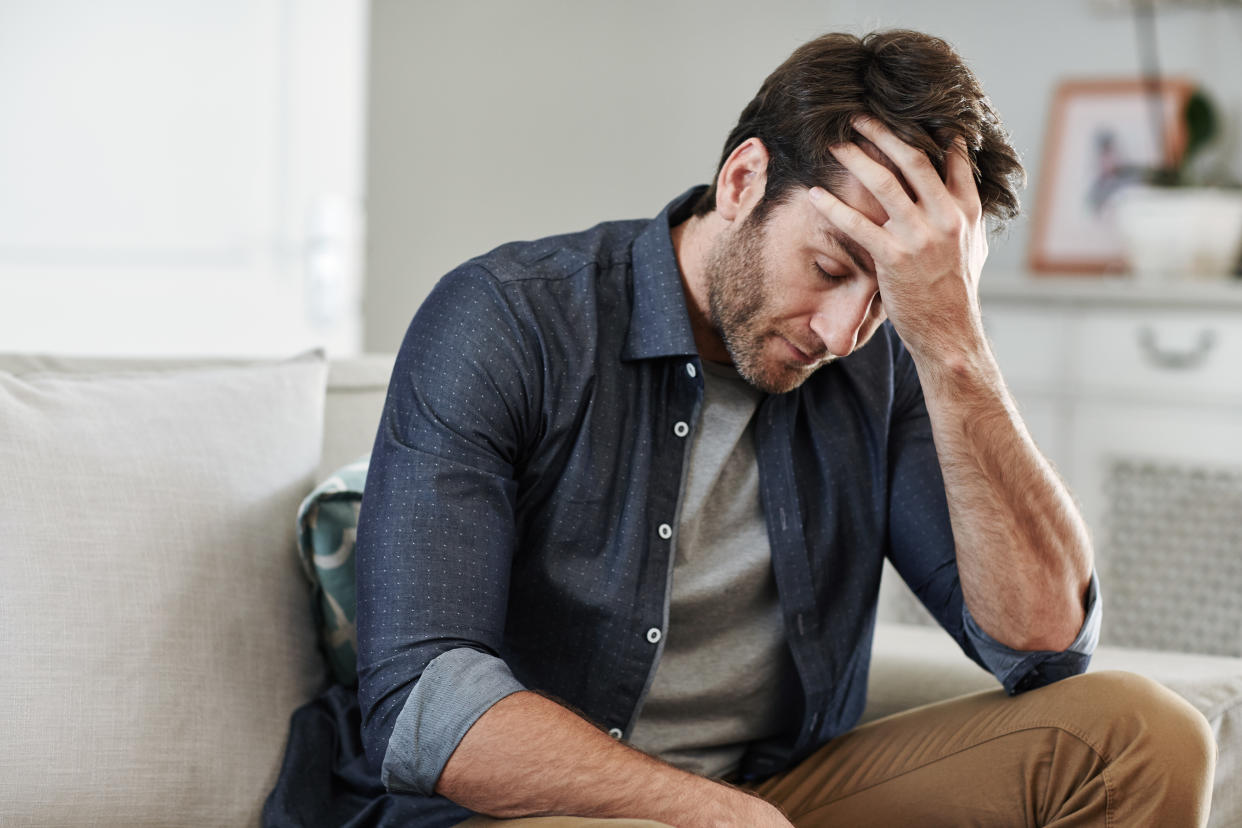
[1028,78,1193,274]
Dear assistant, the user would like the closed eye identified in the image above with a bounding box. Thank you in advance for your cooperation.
[814,262,850,283]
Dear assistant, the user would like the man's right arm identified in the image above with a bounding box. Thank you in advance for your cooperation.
[437,691,791,826]
[356,266,788,825]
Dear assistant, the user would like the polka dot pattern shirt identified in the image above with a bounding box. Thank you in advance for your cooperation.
[354,186,1100,802]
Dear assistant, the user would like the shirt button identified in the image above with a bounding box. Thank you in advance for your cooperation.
[673,421,689,438]
[646,627,662,644]
[657,523,672,540]
[685,362,697,378]
[608,727,623,740]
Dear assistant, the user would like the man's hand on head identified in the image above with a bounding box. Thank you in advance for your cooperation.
[810,120,1093,654]
[808,116,990,368]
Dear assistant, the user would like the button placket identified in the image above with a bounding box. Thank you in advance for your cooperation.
[628,358,695,741]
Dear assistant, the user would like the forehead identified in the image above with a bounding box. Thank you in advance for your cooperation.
[763,175,884,274]
[786,140,910,268]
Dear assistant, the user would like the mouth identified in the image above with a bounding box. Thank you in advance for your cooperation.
[780,336,826,366]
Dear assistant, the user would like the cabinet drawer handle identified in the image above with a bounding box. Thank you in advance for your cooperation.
[1136,326,1216,370]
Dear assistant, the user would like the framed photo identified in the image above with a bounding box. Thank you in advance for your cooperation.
[1028,78,1193,274]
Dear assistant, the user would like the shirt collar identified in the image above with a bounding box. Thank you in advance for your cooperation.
[622,185,708,362]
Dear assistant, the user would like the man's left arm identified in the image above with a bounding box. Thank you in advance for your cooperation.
[901,339,1092,652]
[810,117,1093,654]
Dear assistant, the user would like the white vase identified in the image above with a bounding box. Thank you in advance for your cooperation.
[1113,186,1242,281]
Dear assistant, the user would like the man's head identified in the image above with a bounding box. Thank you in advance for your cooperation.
[692,29,1024,227]
[698,153,891,393]
[686,30,1024,393]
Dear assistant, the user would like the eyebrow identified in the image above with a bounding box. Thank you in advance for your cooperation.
[821,227,874,275]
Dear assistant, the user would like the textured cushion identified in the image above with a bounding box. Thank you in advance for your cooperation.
[320,357,391,481]
[866,622,1242,828]
[0,352,394,484]
[297,455,368,686]
[0,356,329,827]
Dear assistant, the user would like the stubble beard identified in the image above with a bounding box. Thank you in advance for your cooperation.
[704,213,822,395]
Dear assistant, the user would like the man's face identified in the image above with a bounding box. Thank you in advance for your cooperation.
[704,173,890,394]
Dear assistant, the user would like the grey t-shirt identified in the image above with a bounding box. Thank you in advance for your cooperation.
[626,360,800,779]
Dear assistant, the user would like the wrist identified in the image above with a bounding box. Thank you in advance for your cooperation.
[908,332,997,389]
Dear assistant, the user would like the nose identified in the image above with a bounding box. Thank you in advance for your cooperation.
[808,284,880,358]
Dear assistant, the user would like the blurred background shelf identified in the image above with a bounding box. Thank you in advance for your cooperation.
[983,273,1242,310]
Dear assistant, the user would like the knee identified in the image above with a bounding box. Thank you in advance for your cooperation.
[1082,671,1212,744]
[1026,671,1216,824]
[1056,671,1216,785]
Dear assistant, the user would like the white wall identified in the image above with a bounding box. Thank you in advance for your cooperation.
[0,0,369,358]
[364,0,1242,352]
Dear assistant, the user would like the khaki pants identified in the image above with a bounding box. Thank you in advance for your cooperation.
[457,671,1216,827]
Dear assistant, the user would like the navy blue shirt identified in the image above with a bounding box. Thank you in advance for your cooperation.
[354,187,1099,812]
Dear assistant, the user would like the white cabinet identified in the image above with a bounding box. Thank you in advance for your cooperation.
[981,278,1242,656]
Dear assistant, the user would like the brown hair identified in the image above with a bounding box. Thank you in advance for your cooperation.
[692,30,1025,227]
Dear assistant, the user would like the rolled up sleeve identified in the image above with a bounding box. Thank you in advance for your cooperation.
[381,648,527,794]
[964,570,1102,695]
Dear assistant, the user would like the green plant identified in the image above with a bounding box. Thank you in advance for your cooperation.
[1149,88,1230,187]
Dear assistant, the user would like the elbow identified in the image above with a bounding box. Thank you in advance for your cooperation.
[1009,593,1089,653]
[1012,625,1080,654]
[970,588,1087,653]
[1013,559,1094,653]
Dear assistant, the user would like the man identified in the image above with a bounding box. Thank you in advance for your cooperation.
[354,30,1215,826]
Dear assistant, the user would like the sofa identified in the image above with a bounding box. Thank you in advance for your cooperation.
[1,352,1238,826]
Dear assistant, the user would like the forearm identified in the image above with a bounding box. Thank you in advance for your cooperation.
[807,118,1092,651]
[911,339,1093,652]
[436,690,789,827]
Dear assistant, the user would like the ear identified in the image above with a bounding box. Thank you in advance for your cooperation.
[714,137,770,223]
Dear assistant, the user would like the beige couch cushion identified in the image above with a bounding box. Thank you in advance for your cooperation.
[320,355,392,479]
[0,356,329,827]
[0,352,394,481]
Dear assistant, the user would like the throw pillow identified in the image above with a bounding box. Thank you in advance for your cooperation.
[0,355,328,827]
[297,455,368,687]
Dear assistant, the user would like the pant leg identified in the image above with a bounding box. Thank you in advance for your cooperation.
[743,670,1216,827]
